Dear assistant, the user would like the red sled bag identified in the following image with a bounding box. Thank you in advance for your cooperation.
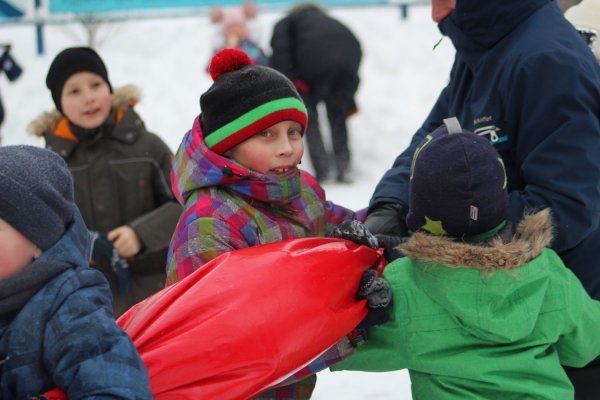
[42,237,384,400]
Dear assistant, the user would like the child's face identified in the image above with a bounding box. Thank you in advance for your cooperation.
[0,217,42,280]
[227,120,304,174]
[61,71,113,129]
[224,23,249,41]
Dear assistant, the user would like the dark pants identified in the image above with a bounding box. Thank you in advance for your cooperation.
[564,362,600,399]
[0,94,4,127]
[0,94,4,144]
[302,71,358,182]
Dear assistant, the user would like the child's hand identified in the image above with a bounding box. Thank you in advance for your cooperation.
[356,269,393,330]
[108,226,141,258]
[331,220,379,249]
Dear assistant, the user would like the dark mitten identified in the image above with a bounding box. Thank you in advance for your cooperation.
[111,249,131,296]
[374,234,405,262]
[90,231,131,296]
[331,220,379,249]
[356,269,393,331]
[90,231,114,265]
[364,203,409,237]
[0,47,23,82]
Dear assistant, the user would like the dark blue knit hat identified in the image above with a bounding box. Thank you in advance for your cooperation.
[406,118,508,240]
[0,145,75,250]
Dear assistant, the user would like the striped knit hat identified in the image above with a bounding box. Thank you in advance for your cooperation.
[200,48,308,154]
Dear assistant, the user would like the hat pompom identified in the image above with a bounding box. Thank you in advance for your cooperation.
[209,49,253,81]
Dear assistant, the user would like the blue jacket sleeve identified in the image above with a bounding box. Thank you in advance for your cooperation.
[505,51,600,253]
[44,268,152,399]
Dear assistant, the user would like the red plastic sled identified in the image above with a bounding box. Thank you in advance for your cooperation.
[43,238,384,399]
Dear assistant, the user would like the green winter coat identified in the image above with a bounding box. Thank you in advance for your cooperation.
[333,210,600,399]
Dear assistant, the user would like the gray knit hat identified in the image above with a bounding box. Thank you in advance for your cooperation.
[0,145,75,250]
[406,118,508,240]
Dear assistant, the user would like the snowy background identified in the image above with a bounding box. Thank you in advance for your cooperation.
[0,4,456,398]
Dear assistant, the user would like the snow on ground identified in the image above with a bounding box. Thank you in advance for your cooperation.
[0,4,455,397]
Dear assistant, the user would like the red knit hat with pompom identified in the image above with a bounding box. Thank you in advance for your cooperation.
[201,48,307,154]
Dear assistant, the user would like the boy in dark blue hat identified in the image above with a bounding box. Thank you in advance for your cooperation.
[0,145,151,399]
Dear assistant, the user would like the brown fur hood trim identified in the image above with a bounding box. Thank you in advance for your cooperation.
[27,85,141,137]
[399,209,554,271]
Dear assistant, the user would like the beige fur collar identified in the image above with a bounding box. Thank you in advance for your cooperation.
[399,209,554,270]
[27,85,141,137]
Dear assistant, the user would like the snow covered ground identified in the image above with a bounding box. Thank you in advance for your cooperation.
[0,4,456,398]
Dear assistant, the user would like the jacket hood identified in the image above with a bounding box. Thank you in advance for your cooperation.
[27,85,141,137]
[440,0,551,59]
[36,207,91,268]
[172,116,303,207]
[399,209,556,342]
[401,209,553,270]
[0,208,90,318]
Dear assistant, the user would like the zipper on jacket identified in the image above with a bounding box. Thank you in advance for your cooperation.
[0,354,9,373]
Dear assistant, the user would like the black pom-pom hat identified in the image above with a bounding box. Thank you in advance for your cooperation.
[200,48,307,154]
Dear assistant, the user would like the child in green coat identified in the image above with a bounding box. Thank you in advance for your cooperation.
[332,118,600,399]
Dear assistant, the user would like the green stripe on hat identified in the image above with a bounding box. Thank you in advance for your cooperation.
[205,97,307,148]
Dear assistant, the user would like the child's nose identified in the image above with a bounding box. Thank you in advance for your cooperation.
[277,137,294,156]
[83,89,95,103]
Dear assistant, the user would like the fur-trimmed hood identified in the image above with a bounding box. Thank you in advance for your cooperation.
[400,209,553,271]
[395,209,563,343]
[27,85,141,137]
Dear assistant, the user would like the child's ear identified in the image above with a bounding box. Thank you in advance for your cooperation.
[32,246,42,260]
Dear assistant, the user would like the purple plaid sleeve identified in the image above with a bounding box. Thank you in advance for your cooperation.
[166,217,247,285]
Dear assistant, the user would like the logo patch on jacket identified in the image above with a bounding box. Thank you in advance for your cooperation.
[473,116,507,145]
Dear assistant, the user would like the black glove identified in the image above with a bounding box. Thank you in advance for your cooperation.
[331,220,379,249]
[374,234,405,262]
[364,203,409,237]
[355,269,393,334]
[90,231,131,296]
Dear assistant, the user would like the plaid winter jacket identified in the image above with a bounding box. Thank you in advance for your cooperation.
[166,116,357,285]
[165,117,358,398]
[0,209,151,399]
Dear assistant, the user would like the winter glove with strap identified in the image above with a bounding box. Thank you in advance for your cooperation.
[364,203,409,237]
[374,234,404,262]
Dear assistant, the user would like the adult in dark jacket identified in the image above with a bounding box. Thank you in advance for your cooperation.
[29,47,181,317]
[270,3,362,183]
[364,0,600,397]
[0,145,151,399]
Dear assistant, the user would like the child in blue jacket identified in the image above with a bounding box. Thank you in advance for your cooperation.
[0,145,151,399]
